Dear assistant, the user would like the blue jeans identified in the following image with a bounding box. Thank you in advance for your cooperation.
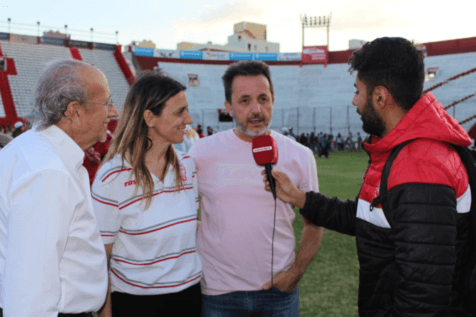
[202,287,300,317]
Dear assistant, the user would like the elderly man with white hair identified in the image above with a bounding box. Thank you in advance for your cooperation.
[0,59,119,317]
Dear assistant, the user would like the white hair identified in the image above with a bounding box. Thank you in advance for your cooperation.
[31,59,103,130]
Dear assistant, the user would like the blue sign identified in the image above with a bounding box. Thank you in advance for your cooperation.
[179,51,203,60]
[229,52,253,61]
[133,47,154,57]
[0,32,9,41]
[43,37,65,47]
[253,53,278,61]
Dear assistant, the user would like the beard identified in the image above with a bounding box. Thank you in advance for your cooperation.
[358,96,386,137]
[231,108,272,137]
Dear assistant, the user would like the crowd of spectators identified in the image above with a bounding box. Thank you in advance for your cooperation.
[282,128,366,157]
[192,124,215,138]
[0,121,29,149]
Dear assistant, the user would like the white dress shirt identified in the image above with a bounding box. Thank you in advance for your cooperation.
[0,125,108,317]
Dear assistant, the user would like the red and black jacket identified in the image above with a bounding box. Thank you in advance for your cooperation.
[301,93,473,316]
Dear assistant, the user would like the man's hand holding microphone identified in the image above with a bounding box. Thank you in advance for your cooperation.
[262,169,307,209]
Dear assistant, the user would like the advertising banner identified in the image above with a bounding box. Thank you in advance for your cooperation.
[93,42,116,51]
[69,40,91,49]
[132,46,154,57]
[302,46,328,65]
[179,51,203,60]
[253,53,278,61]
[42,37,65,47]
[278,52,302,61]
[202,51,229,60]
[153,49,180,59]
[229,52,253,61]
[10,34,37,45]
[0,32,9,41]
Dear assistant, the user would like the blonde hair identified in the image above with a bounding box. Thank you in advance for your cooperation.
[103,71,185,209]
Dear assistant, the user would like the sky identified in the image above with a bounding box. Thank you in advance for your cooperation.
[0,0,474,52]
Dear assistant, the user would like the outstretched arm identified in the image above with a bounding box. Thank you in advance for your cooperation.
[263,169,307,208]
[264,169,358,236]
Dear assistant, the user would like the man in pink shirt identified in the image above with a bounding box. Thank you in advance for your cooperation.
[189,61,324,316]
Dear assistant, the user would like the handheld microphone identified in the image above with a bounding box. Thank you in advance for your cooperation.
[252,135,278,200]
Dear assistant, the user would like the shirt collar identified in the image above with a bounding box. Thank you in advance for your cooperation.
[39,125,85,171]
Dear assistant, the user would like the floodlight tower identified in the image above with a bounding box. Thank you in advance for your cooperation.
[300,12,332,49]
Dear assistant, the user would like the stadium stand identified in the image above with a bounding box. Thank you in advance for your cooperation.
[0,42,72,118]
[78,48,130,113]
[0,33,475,138]
[132,37,476,136]
[423,52,476,131]
[0,39,133,128]
[133,57,370,136]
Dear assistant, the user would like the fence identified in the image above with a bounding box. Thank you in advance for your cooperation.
[0,21,117,44]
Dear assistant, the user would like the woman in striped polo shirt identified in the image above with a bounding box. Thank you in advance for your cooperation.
[92,71,202,317]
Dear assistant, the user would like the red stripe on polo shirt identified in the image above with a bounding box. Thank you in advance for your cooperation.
[92,195,119,207]
[110,268,201,289]
[102,168,132,182]
[119,186,193,210]
[113,249,196,266]
[101,233,116,237]
[119,217,196,236]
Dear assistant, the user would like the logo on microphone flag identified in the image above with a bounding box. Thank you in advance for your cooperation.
[252,146,273,153]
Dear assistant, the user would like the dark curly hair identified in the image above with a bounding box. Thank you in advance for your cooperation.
[222,60,274,103]
[348,37,425,111]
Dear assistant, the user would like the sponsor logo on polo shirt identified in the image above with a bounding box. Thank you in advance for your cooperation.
[180,164,187,182]
[124,180,136,187]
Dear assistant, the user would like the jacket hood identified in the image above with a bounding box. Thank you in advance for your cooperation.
[364,93,472,153]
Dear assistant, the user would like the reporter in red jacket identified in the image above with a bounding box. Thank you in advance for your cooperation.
[264,37,474,316]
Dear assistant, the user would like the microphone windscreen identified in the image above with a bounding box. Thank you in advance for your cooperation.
[252,135,278,166]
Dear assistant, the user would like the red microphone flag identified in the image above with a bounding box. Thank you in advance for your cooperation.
[252,135,278,166]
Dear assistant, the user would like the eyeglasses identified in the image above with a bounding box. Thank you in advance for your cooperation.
[84,96,114,111]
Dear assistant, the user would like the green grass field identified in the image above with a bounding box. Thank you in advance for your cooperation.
[296,150,368,316]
